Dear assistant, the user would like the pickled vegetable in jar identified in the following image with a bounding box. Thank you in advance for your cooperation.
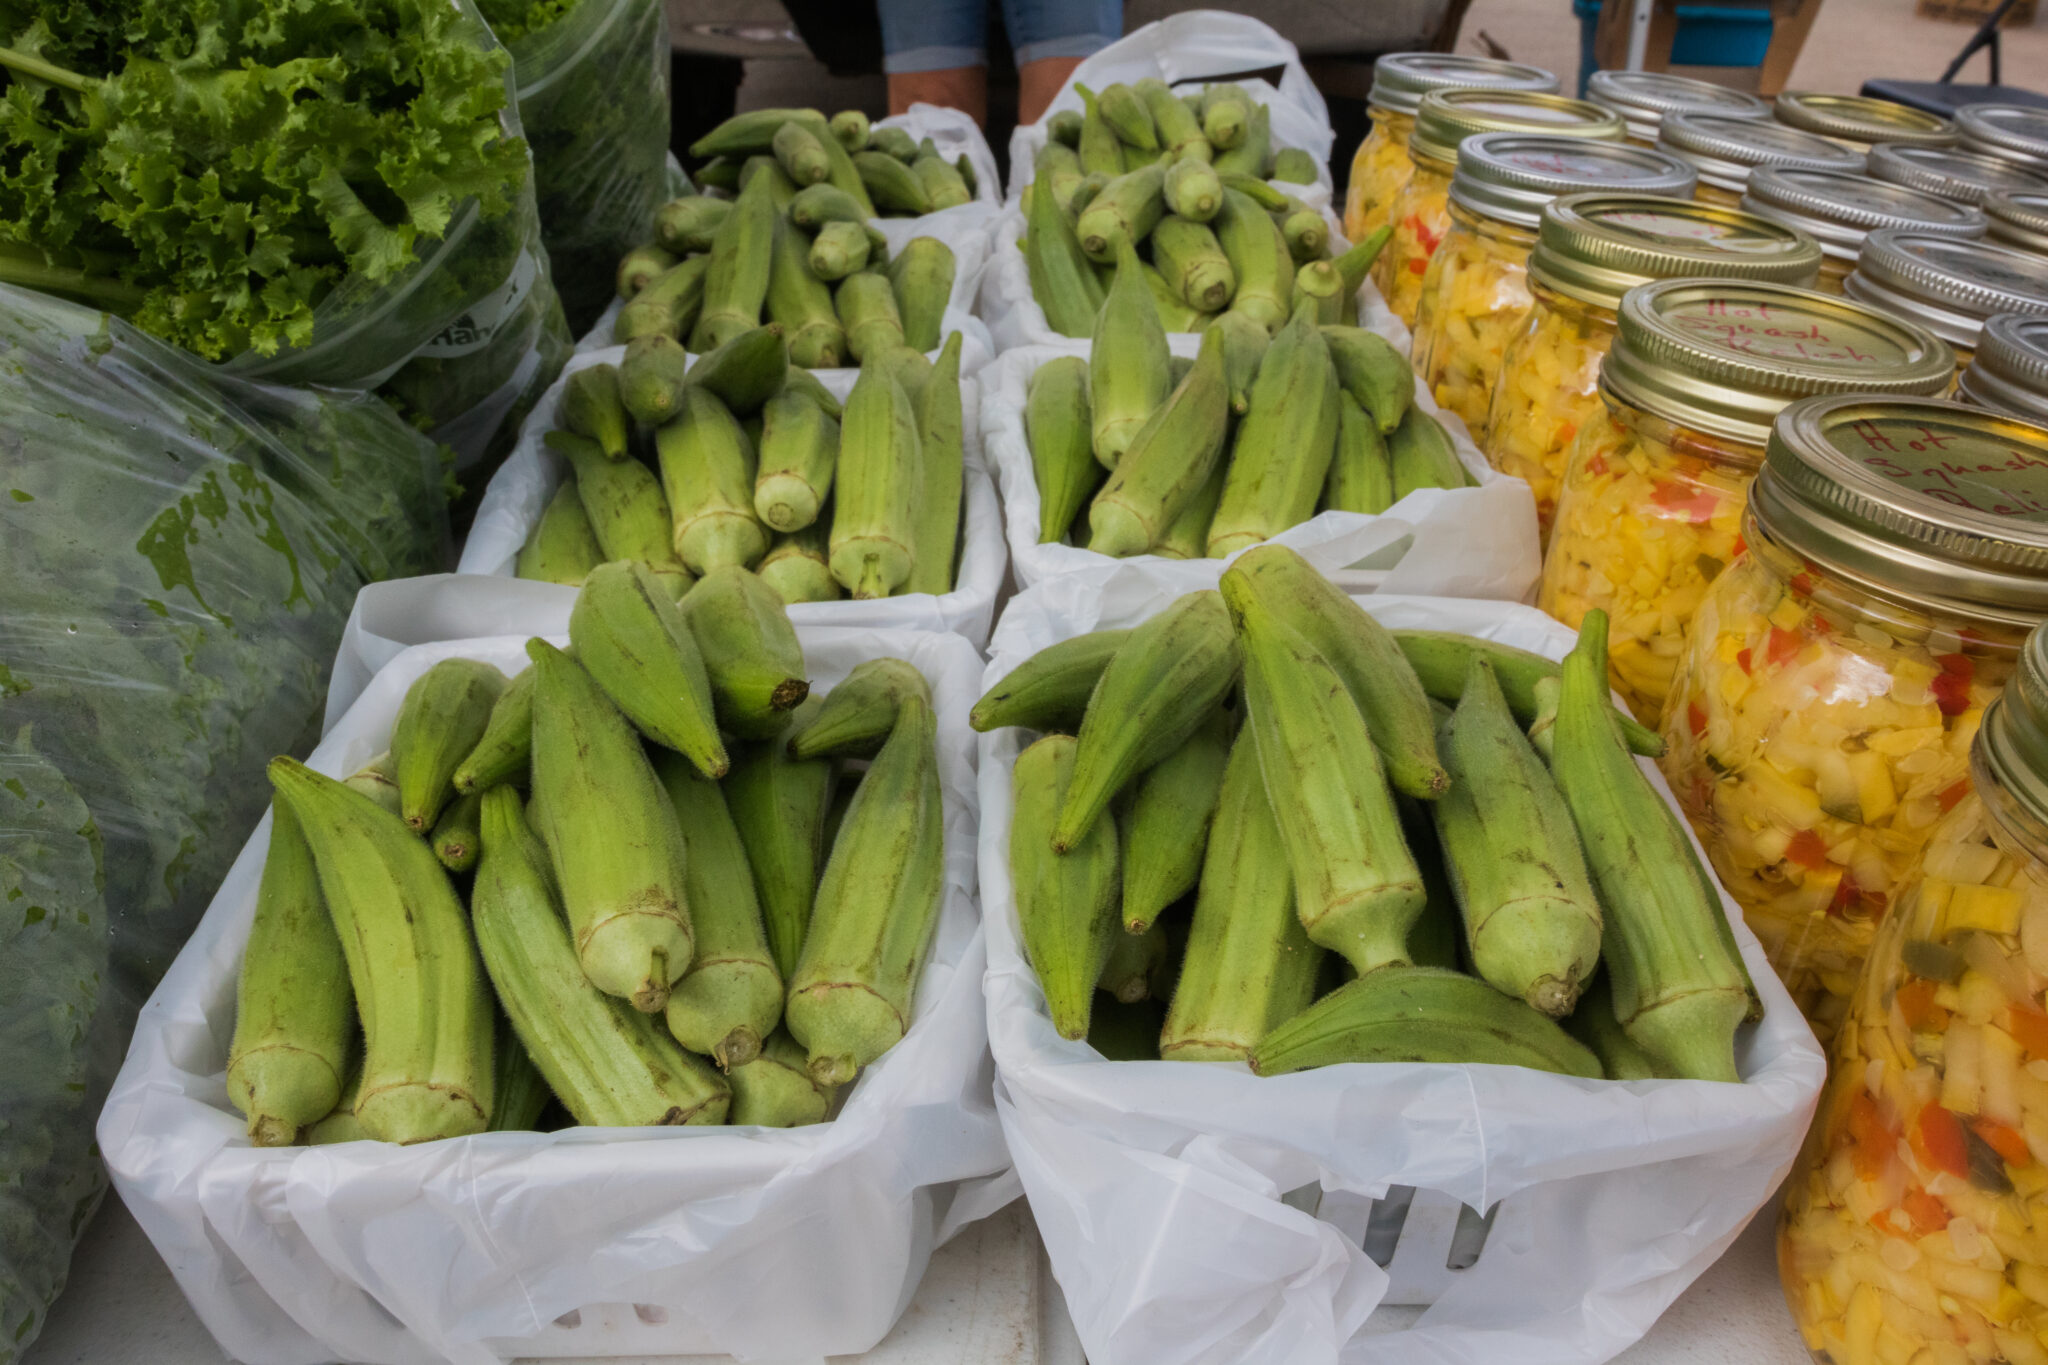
[1410,135,1696,441]
[1774,91,1960,151]
[1741,167,1987,300]
[1959,315,2048,429]
[1662,397,2048,1041]
[1587,69,1770,148]
[1343,53,1559,245]
[1848,231,2048,372]
[1486,193,1821,541]
[1373,89,1627,328]
[1780,616,2048,1365]
[1538,280,1953,724]
[1659,110,1865,209]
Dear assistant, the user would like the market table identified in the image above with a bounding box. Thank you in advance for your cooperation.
[26,1191,1810,1364]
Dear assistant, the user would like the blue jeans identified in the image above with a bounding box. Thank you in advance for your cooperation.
[879,0,1121,72]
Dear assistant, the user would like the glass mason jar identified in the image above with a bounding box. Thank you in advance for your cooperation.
[1659,110,1866,209]
[1343,53,1559,246]
[1959,314,2048,428]
[1775,91,1961,152]
[1538,280,1954,724]
[1957,103,2048,177]
[1588,68,1770,148]
[1868,143,2048,209]
[1373,89,1627,328]
[1411,136,1697,440]
[1984,189,2048,257]
[1486,193,1822,541]
[1847,230,2048,372]
[1742,166,1989,298]
[1661,395,2048,1042]
[1779,614,2048,1365]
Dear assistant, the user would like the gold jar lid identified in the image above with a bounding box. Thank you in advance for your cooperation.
[1586,70,1770,144]
[1741,166,1987,260]
[1773,92,1959,149]
[1959,314,2048,426]
[1657,111,1864,194]
[1368,53,1559,117]
[1845,230,2048,351]
[1981,623,2048,834]
[1409,89,1627,168]
[1958,103,2048,174]
[1600,279,1953,447]
[1751,394,2048,629]
[1449,134,1697,229]
[1866,142,2048,207]
[1530,193,1822,310]
[1985,189,2048,255]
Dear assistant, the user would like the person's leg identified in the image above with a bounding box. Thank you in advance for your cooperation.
[880,0,990,123]
[1000,0,1121,124]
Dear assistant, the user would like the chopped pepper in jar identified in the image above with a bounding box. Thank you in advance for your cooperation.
[1538,281,1955,725]
[1661,396,2048,1043]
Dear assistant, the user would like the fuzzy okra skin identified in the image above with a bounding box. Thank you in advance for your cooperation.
[473,787,729,1127]
[567,561,729,779]
[970,629,1131,733]
[724,695,834,979]
[788,658,931,761]
[1549,610,1755,1082]
[1161,727,1323,1061]
[1223,571,1426,975]
[753,386,840,535]
[1118,707,1234,934]
[1248,966,1603,1077]
[907,331,965,596]
[548,431,693,599]
[391,658,507,834]
[786,694,947,1086]
[828,364,923,600]
[655,752,784,1069]
[1088,238,1173,470]
[227,801,354,1146]
[1053,592,1240,853]
[268,759,495,1144]
[1207,309,1341,557]
[453,667,534,795]
[658,386,770,576]
[728,1029,836,1126]
[1025,355,1100,545]
[1392,629,1667,758]
[1088,324,1232,559]
[1219,545,1447,799]
[526,639,694,1014]
[1433,658,1602,1017]
[517,480,605,587]
[561,364,631,461]
[676,565,811,739]
[1012,735,1122,1040]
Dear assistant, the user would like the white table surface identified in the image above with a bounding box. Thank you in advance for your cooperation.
[26,1186,1809,1365]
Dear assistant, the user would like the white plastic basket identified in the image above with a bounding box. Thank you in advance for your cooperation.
[98,624,1014,1365]
[977,567,1827,1365]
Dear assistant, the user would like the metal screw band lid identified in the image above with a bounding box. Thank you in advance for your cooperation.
[1529,193,1823,309]
[1958,104,2048,173]
[1751,394,2048,629]
[1657,111,1864,193]
[1845,230,2048,351]
[1981,623,2048,833]
[1984,189,2048,254]
[1867,142,2048,207]
[1586,70,1769,143]
[1448,134,1697,229]
[1741,167,1987,259]
[1368,53,1559,117]
[1599,279,1954,447]
[1773,92,1959,149]
[1959,315,2048,426]
[1409,89,1627,168]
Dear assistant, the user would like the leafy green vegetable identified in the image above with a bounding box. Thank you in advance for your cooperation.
[475,0,579,43]
[0,285,448,1363]
[0,0,530,362]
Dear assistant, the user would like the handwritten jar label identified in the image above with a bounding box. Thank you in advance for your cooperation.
[1827,413,2048,519]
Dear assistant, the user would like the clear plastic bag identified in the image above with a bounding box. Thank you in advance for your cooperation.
[497,0,675,334]
[0,286,449,1363]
